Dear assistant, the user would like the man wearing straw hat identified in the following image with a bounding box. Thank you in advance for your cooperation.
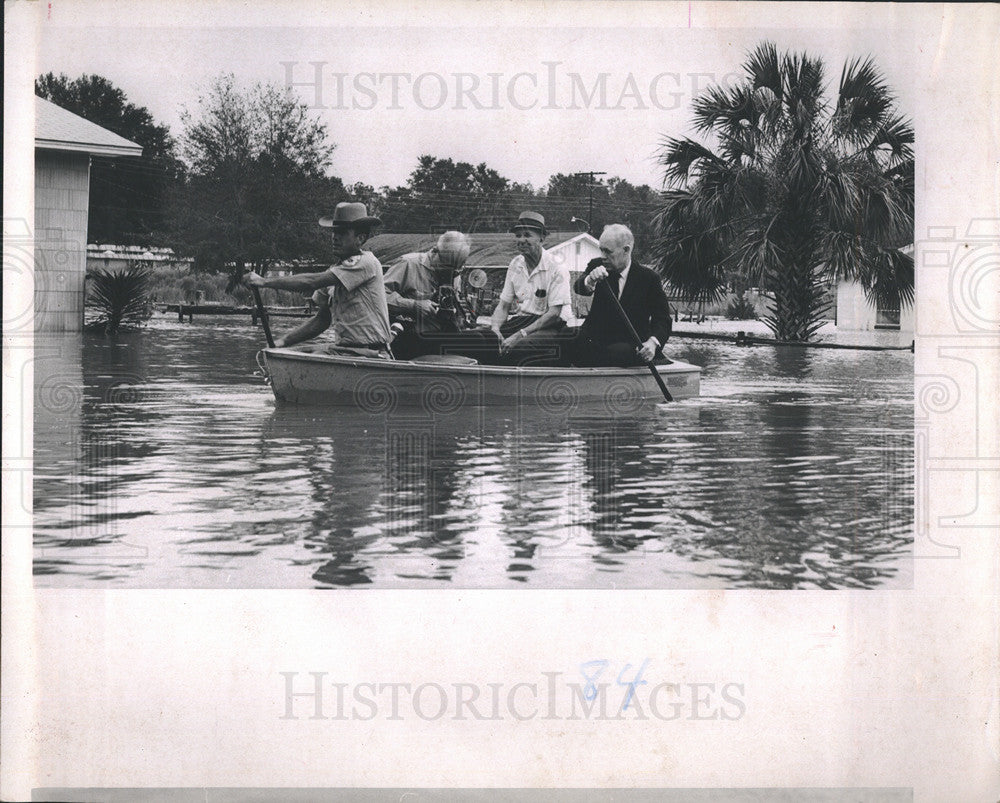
[245,202,391,353]
[490,210,573,365]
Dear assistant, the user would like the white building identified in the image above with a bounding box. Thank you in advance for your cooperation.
[540,231,603,274]
[35,96,143,332]
[835,245,915,334]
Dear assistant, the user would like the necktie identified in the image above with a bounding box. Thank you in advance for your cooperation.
[607,270,622,299]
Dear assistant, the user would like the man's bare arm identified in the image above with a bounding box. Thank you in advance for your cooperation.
[273,306,332,347]
[520,305,563,335]
[246,271,342,294]
[490,299,511,335]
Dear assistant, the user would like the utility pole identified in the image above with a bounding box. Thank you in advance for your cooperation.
[572,171,606,232]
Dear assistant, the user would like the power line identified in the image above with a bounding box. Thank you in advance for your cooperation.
[571,171,607,231]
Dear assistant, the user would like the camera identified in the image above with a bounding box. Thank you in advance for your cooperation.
[433,284,475,330]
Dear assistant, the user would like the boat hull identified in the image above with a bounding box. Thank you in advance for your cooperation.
[262,347,700,409]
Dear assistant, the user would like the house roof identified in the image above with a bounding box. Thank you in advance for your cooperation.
[87,244,193,263]
[367,231,597,268]
[35,96,144,157]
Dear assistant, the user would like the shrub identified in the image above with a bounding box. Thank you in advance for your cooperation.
[725,295,759,320]
[84,263,153,334]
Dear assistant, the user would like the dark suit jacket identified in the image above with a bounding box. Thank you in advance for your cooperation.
[574,261,672,349]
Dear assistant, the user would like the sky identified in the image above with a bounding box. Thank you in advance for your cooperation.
[33,2,920,191]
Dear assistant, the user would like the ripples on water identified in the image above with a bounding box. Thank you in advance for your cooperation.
[33,315,913,589]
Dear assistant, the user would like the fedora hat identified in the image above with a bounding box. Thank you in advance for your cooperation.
[319,202,381,229]
[509,210,547,234]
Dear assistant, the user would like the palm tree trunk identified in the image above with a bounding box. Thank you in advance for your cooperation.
[764,257,828,341]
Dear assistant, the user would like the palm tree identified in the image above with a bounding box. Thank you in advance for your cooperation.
[653,43,914,341]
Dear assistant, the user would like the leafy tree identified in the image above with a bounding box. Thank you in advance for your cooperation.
[375,155,520,233]
[346,182,383,216]
[606,177,660,211]
[540,173,661,251]
[653,43,914,340]
[542,172,608,233]
[604,178,661,253]
[35,73,183,243]
[348,157,657,242]
[168,74,343,283]
[545,172,599,198]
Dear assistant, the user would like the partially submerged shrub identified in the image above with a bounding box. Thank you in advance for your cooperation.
[84,263,153,334]
[725,295,759,320]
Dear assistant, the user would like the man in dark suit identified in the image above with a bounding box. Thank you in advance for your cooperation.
[570,224,672,367]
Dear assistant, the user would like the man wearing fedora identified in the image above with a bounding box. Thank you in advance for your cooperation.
[490,210,573,366]
[245,202,391,353]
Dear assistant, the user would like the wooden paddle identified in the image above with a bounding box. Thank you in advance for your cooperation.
[250,285,275,348]
[598,276,673,403]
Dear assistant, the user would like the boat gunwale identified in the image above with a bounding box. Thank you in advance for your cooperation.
[262,348,702,378]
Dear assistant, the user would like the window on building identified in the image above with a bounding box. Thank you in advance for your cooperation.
[875,301,900,329]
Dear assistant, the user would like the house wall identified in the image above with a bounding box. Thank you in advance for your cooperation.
[547,236,602,273]
[548,236,603,318]
[35,150,90,332]
[87,256,137,274]
[836,280,914,334]
[86,256,192,274]
[901,303,914,332]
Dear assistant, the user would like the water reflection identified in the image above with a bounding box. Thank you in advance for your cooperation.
[33,316,914,589]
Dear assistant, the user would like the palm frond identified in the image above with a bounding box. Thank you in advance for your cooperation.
[717,131,757,165]
[692,158,763,222]
[863,181,913,245]
[817,229,872,280]
[833,57,893,144]
[730,215,784,288]
[784,139,823,193]
[814,162,864,229]
[884,159,915,221]
[650,191,731,301]
[658,137,725,186]
[746,42,783,100]
[856,247,915,310]
[782,52,826,128]
[692,84,758,136]
[752,85,784,134]
[819,229,914,311]
[867,113,914,166]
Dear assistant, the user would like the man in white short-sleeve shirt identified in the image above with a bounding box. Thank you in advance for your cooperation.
[490,211,573,365]
[244,203,390,353]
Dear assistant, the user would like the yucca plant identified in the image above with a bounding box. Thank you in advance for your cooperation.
[653,42,914,341]
[84,262,153,334]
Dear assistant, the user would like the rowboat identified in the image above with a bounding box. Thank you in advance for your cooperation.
[259,344,701,409]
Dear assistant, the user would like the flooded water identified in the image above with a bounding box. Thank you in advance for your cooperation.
[33,314,913,589]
